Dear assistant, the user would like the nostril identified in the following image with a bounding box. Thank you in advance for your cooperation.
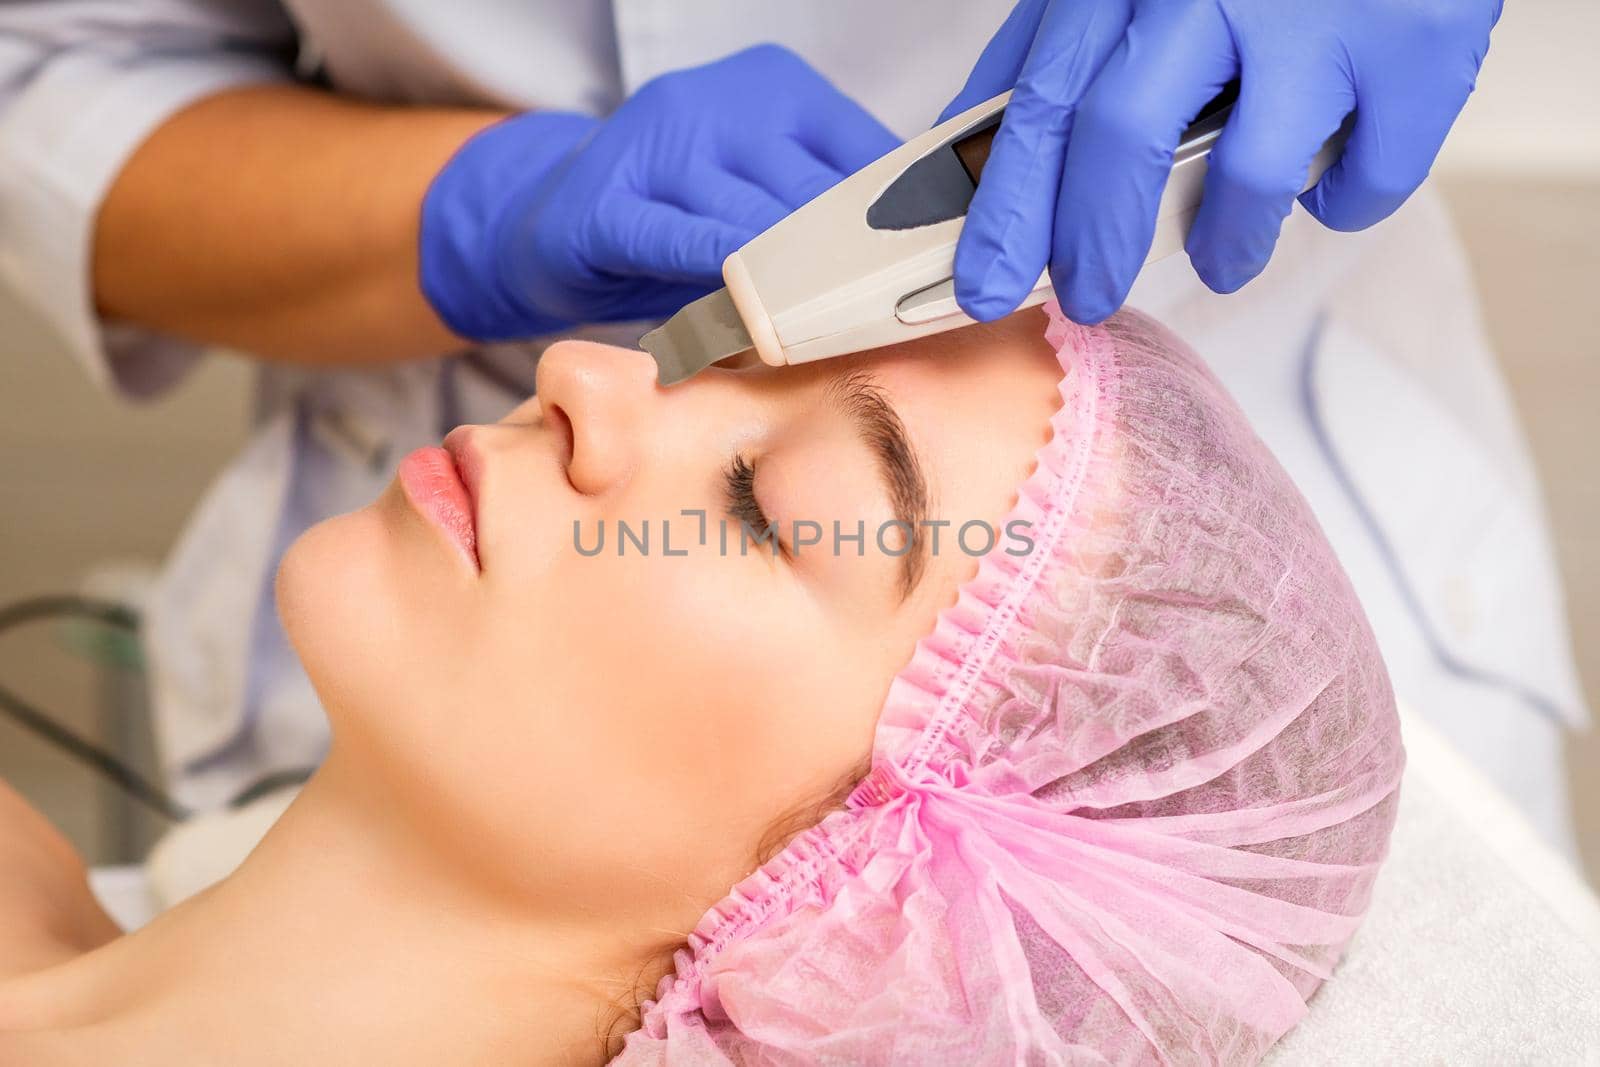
[544,401,575,471]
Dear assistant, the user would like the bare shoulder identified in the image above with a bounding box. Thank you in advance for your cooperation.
[0,779,121,981]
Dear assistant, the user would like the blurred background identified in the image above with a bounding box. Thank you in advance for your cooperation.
[1,1,1597,881]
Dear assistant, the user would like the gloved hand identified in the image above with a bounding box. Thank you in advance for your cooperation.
[421,44,898,341]
[943,0,1502,324]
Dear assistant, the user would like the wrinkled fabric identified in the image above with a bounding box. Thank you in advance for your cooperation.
[615,304,1404,1064]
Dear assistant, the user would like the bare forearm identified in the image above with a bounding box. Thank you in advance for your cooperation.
[93,84,509,366]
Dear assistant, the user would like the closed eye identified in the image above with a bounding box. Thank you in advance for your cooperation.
[722,455,783,556]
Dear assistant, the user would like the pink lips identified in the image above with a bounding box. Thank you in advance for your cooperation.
[397,446,479,572]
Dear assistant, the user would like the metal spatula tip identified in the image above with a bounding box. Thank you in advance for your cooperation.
[642,288,754,386]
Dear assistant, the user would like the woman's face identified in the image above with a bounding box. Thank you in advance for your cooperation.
[277,309,1063,926]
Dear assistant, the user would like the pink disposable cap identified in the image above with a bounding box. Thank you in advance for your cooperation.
[618,304,1405,1064]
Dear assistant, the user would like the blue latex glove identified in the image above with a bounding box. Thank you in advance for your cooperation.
[422,44,898,341]
[944,0,1501,324]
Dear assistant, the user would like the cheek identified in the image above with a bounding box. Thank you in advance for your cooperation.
[612,560,882,815]
[515,551,805,752]
[471,549,881,866]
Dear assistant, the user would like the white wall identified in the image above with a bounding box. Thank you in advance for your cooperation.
[1438,0,1600,179]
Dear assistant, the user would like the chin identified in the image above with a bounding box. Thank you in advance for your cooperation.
[275,502,408,724]
[276,487,484,744]
[275,505,377,681]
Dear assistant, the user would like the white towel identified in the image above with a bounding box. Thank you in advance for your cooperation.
[1267,705,1600,1063]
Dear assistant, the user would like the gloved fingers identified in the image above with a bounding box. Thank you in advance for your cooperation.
[726,41,898,176]
[1184,62,1356,294]
[793,91,901,176]
[661,170,792,236]
[586,281,720,325]
[1298,60,1478,233]
[938,0,1052,123]
[734,139,852,212]
[588,195,753,285]
[1048,0,1237,322]
[951,0,1133,322]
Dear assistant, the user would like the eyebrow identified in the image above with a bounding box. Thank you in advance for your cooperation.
[823,371,932,599]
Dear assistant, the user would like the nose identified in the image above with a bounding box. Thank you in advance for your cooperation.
[533,341,659,495]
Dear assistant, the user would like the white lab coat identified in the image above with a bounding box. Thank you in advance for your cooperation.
[0,1,1586,850]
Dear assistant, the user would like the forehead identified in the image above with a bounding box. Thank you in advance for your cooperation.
[834,311,1064,486]
[827,310,1065,595]
[711,308,1064,512]
[852,309,1060,419]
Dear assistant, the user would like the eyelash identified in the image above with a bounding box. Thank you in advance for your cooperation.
[723,455,777,543]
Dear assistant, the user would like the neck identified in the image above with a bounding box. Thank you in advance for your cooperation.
[2,753,640,1065]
